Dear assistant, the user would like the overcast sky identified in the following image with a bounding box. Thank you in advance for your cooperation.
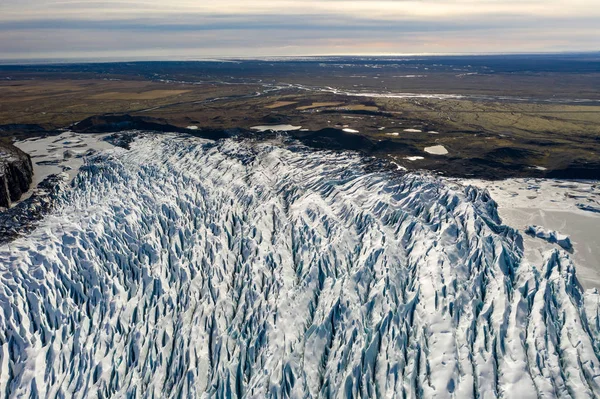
[1,0,598,60]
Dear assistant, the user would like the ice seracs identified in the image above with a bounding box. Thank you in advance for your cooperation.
[1,133,599,398]
[526,225,573,250]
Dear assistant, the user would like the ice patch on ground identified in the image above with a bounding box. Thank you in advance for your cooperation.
[251,124,302,132]
[424,145,449,155]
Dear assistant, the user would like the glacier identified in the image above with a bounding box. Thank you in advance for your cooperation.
[1,133,600,398]
[525,226,573,252]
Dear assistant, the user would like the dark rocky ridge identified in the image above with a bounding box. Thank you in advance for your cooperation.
[0,142,33,208]
[6,114,600,181]
[0,123,48,136]
[73,115,232,141]
[71,114,192,134]
[0,173,66,244]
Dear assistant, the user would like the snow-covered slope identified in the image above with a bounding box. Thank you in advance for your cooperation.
[1,134,599,398]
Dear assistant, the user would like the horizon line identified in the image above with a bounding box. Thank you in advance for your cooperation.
[1,50,599,67]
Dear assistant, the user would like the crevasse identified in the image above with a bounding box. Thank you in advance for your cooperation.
[0,134,599,398]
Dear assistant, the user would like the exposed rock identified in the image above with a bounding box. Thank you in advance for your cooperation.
[0,123,48,136]
[290,127,376,151]
[104,132,139,149]
[260,113,291,124]
[0,173,68,244]
[547,160,600,180]
[71,114,192,134]
[0,141,34,208]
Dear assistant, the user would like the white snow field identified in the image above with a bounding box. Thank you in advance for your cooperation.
[1,134,600,398]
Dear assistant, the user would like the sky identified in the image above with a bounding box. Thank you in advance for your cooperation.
[1,0,599,61]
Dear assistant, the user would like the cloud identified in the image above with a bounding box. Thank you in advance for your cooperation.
[3,0,597,21]
[0,0,598,60]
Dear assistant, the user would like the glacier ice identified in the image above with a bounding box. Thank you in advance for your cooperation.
[525,225,573,251]
[1,133,599,398]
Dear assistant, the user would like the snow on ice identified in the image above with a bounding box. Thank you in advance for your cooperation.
[525,225,573,251]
